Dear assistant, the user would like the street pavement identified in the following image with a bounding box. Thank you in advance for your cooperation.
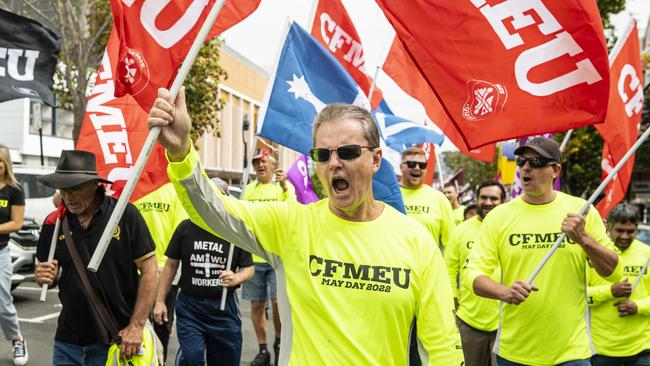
[9,281,275,365]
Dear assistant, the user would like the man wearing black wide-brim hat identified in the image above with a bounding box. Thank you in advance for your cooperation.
[34,150,158,365]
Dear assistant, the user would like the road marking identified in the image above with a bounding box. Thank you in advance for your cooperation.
[18,312,61,324]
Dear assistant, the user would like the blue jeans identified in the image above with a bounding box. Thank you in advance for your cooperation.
[53,340,109,366]
[591,352,650,366]
[175,291,242,366]
[497,355,591,366]
[0,246,20,341]
[241,263,277,300]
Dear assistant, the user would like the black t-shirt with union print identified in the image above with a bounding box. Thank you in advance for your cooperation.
[0,185,25,246]
[36,194,155,346]
[166,219,253,299]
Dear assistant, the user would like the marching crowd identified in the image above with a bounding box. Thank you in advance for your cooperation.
[0,93,646,366]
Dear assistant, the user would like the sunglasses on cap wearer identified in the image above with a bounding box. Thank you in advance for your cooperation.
[403,161,427,169]
[515,156,557,169]
[309,144,376,163]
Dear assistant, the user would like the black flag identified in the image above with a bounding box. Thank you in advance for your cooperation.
[0,10,60,106]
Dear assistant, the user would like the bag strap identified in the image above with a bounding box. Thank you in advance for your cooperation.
[61,216,120,338]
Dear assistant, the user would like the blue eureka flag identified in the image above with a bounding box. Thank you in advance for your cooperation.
[258,22,405,213]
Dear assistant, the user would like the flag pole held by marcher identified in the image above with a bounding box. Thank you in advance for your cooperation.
[88,0,228,272]
[630,256,650,295]
[220,244,235,311]
[40,217,60,302]
[559,129,573,152]
[527,125,650,284]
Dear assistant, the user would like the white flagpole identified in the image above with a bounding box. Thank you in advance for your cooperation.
[435,148,445,186]
[367,66,380,104]
[559,130,573,152]
[630,256,650,294]
[40,217,60,302]
[219,244,235,311]
[243,18,293,198]
[527,125,650,283]
[88,0,228,272]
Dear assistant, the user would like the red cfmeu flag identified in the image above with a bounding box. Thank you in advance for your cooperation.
[421,142,436,186]
[595,21,643,217]
[77,28,168,201]
[377,0,610,150]
[309,0,382,108]
[110,0,260,110]
[382,37,495,162]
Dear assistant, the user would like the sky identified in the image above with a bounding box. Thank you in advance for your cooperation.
[221,0,650,152]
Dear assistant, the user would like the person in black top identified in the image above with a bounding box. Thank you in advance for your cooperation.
[0,145,28,365]
[34,150,157,365]
[154,178,254,366]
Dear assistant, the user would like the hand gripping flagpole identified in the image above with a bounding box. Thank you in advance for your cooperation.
[88,0,228,272]
[527,125,650,284]
[40,217,61,302]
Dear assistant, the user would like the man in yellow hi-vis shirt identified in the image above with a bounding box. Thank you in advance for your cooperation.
[443,183,465,225]
[135,182,187,362]
[466,137,621,366]
[399,146,455,249]
[587,203,650,366]
[242,148,296,366]
[147,88,464,365]
[446,180,506,366]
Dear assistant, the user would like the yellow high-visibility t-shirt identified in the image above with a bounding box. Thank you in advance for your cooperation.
[588,239,650,357]
[400,185,455,248]
[135,182,188,268]
[453,205,465,225]
[445,216,500,331]
[466,192,622,365]
[168,148,464,365]
[243,180,296,263]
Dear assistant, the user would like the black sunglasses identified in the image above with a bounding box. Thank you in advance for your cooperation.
[309,144,375,163]
[515,156,556,169]
[403,161,427,169]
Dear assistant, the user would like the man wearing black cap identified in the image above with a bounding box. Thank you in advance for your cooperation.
[466,137,621,366]
[34,150,157,365]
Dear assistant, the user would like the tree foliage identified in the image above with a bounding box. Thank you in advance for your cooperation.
[556,127,604,197]
[0,0,113,142]
[442,149,499,191]
[597,0,627,48]
[184,38,228,144]
[0,2,228,145]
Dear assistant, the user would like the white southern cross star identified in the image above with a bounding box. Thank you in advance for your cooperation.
[286,74,326,112]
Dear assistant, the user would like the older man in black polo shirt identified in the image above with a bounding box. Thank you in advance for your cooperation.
[34,150,157,365]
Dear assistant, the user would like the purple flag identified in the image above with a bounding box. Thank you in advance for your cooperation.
[286,155,319,204]
[511,134,561,199]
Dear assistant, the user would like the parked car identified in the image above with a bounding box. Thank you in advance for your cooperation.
[638,224,650,245]
[9,217,40,290]
[13,165,56,224]
[228,185,242,199]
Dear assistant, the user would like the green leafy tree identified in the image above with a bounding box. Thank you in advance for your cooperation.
[442,149,499,191]
[0,0,113,142]
[556,128,604,197]
[184,38,228,144]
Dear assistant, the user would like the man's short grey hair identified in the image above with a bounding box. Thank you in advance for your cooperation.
[312,103,380,147]
[607,203,639,226]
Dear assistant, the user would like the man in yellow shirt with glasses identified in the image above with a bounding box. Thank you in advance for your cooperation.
[467,137,621,366]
